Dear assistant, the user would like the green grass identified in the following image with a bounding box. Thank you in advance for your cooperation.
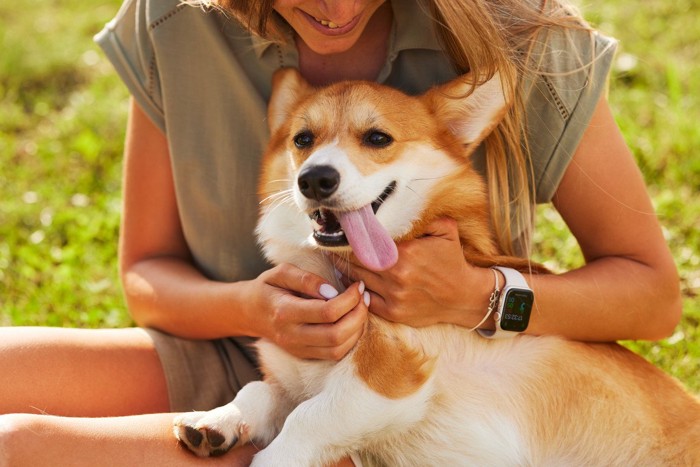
[0,0,128,327]
[1,0,698,392]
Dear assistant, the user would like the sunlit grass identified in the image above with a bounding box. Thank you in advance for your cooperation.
[0,0,128,327]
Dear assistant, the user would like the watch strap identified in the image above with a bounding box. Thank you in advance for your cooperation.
[494,266,529,288]
[477,267,531,339]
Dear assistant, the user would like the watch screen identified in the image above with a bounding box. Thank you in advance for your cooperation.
[500,289,534,332]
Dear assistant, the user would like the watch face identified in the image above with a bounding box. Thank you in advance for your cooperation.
[500,288,534,332]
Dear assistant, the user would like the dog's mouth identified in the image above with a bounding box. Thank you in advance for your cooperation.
[310,181,396,247]
[309,181,398,271]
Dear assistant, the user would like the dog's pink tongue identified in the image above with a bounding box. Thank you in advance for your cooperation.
[338,205,398,271]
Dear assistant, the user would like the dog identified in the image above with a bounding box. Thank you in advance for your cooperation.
[174,68,700,466]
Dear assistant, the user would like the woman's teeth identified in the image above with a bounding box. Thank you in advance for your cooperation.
[314,17,340,29]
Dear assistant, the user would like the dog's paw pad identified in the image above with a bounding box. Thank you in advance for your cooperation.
[205,428,227,448]
[183,425,204,448]
[173,412,246,458]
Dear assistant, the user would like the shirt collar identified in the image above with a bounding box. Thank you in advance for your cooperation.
[250,20,292,58]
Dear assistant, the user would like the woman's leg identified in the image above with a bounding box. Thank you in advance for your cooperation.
[0,412,258,466]
[0,327,355,466]
[0,327,169,416]
[0,327,259,466]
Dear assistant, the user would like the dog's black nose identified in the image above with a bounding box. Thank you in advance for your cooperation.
[298,165,340,200]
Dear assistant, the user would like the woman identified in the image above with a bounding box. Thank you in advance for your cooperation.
[0,0,681,464]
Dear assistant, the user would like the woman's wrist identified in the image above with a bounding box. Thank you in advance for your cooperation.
[224,278,269,339]
[451,265,502,331]
[474,267,503,332]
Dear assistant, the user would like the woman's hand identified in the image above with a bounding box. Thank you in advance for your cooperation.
[247,264,369,361]
[332,218,494,328]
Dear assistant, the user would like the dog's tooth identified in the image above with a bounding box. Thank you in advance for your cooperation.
[311,212,323,230]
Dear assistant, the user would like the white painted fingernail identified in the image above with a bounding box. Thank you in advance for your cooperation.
[334,268,343,280]
[319,283,339,300]
[363,291,371,307]
[358,281,365,294]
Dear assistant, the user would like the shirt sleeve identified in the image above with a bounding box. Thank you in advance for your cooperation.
[524,29,618,203]
[94,0,166,132]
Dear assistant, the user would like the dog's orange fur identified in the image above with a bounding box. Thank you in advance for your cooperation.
[175,70,700,466]
[175,67,699,464]
[353,319,435,399]
[261,72,700,465]
[262,69,547,403]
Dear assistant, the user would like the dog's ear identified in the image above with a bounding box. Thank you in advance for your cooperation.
[425,73,511,154]
[268,68,313,134]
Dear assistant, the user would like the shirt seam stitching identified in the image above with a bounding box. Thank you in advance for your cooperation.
[148,3,188,31]
[145,3,189,110]
[542,75,570,120]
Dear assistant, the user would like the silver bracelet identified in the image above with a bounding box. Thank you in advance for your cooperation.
[467,267,501,332]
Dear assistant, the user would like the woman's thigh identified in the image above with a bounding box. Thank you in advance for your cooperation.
[0,327,169,416]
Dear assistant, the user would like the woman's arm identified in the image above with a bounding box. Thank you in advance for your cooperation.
[525,96,682,340]
[119,98,368,359]
[333,96,681,342]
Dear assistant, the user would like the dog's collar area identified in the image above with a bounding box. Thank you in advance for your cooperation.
[310,181,397,247]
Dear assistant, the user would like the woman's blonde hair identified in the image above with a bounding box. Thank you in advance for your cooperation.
[215,0,594,257]
[425,0,592,256]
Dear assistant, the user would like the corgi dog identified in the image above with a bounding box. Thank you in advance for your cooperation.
[174,68,700,466]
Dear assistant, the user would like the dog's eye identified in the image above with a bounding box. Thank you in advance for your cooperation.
[364,131,393,148]
[294,131,314,149]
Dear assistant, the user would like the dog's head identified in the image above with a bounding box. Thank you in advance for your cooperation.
[258,68,510,272]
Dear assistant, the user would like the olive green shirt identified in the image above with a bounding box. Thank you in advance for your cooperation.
[95,0,617,283]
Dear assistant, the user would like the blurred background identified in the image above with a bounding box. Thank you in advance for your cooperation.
[0,0,698,391]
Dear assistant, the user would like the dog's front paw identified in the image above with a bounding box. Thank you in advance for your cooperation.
[173,405,250,457]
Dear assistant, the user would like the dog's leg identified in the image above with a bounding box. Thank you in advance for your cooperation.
[173,380,292,457]
[251,365,433,467]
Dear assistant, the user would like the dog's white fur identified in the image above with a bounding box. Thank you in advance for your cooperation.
[174,69,700,466]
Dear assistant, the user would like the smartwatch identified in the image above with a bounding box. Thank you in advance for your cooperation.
[477,266,534,339]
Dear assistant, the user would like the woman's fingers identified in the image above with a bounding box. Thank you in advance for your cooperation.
[263,263,339,300]
[295,303,368,360]
[265,280,369,360]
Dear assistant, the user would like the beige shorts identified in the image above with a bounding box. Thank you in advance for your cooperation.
[144,329,262,412]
